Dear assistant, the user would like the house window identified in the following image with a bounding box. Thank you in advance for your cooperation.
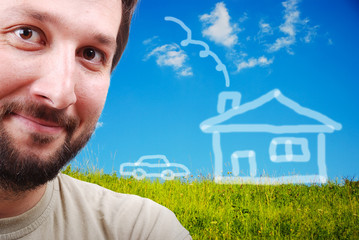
[269,137,310,162]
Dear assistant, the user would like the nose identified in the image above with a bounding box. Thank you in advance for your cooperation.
[30,45,77,110]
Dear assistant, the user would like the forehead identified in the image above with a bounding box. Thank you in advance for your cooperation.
[0,0,122,43]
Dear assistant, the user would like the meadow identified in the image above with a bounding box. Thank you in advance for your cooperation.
[63,166,359,239]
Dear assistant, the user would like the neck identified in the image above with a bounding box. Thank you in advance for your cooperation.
[0,184,47,218]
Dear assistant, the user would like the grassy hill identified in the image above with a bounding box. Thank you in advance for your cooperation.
[63,166,359,239]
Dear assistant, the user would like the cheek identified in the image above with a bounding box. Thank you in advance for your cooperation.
[75,79,110,121]
[0,49,41,99]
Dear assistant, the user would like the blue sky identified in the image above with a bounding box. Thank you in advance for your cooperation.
[75,0,359,182]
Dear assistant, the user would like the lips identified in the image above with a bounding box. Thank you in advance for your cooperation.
[10,111,63,135]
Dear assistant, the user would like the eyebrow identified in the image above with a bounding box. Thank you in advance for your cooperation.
[7,6,117,51]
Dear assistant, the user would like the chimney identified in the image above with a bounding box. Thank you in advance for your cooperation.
[217,91,242,114]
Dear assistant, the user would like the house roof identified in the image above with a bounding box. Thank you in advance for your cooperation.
[200,89,342,134]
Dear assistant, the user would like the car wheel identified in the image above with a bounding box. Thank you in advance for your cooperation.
[133,169,146,180]
[161,170,174,180]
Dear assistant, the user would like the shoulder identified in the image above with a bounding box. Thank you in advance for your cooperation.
[56,173,191,240]
[56,173,157,220]
[57,173,157,211]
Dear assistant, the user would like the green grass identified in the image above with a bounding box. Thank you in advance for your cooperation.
[62,166,359,239]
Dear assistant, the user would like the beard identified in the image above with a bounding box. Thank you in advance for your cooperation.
[0,100,96,194]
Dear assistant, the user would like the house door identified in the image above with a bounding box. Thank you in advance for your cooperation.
[231,150,257,177]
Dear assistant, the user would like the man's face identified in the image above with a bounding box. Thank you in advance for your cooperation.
[0,0,122,192]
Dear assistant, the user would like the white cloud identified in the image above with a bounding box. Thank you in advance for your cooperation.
[259,20,273,35]
[236,56,274,72]
[96,122,103,129]
[267,0,319,54]
[268,36,295,53]
[267,0,300,53]
[302,25,319,43]
[199,2,239,47]
[145,44,193,77]
[239,12,249,23]
[280,0,301,36]
[256,19,274,42]
[179,68,193,77]
[143,36,159,45]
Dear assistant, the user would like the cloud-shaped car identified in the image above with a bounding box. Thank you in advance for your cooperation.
[120,155,190,180]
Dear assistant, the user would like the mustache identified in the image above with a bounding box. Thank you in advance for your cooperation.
[0,100,80,133]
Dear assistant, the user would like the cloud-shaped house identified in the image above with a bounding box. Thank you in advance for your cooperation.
[200,89,342,184]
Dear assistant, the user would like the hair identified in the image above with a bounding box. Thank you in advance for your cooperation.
[111,0,138,71]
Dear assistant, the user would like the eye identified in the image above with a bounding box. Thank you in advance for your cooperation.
[80,47,105,64]
[13,27,44,45]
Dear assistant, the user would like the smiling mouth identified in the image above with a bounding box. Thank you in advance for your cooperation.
[10,112,64,135]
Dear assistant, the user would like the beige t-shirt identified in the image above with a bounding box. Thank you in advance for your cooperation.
[0,173,191,240]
